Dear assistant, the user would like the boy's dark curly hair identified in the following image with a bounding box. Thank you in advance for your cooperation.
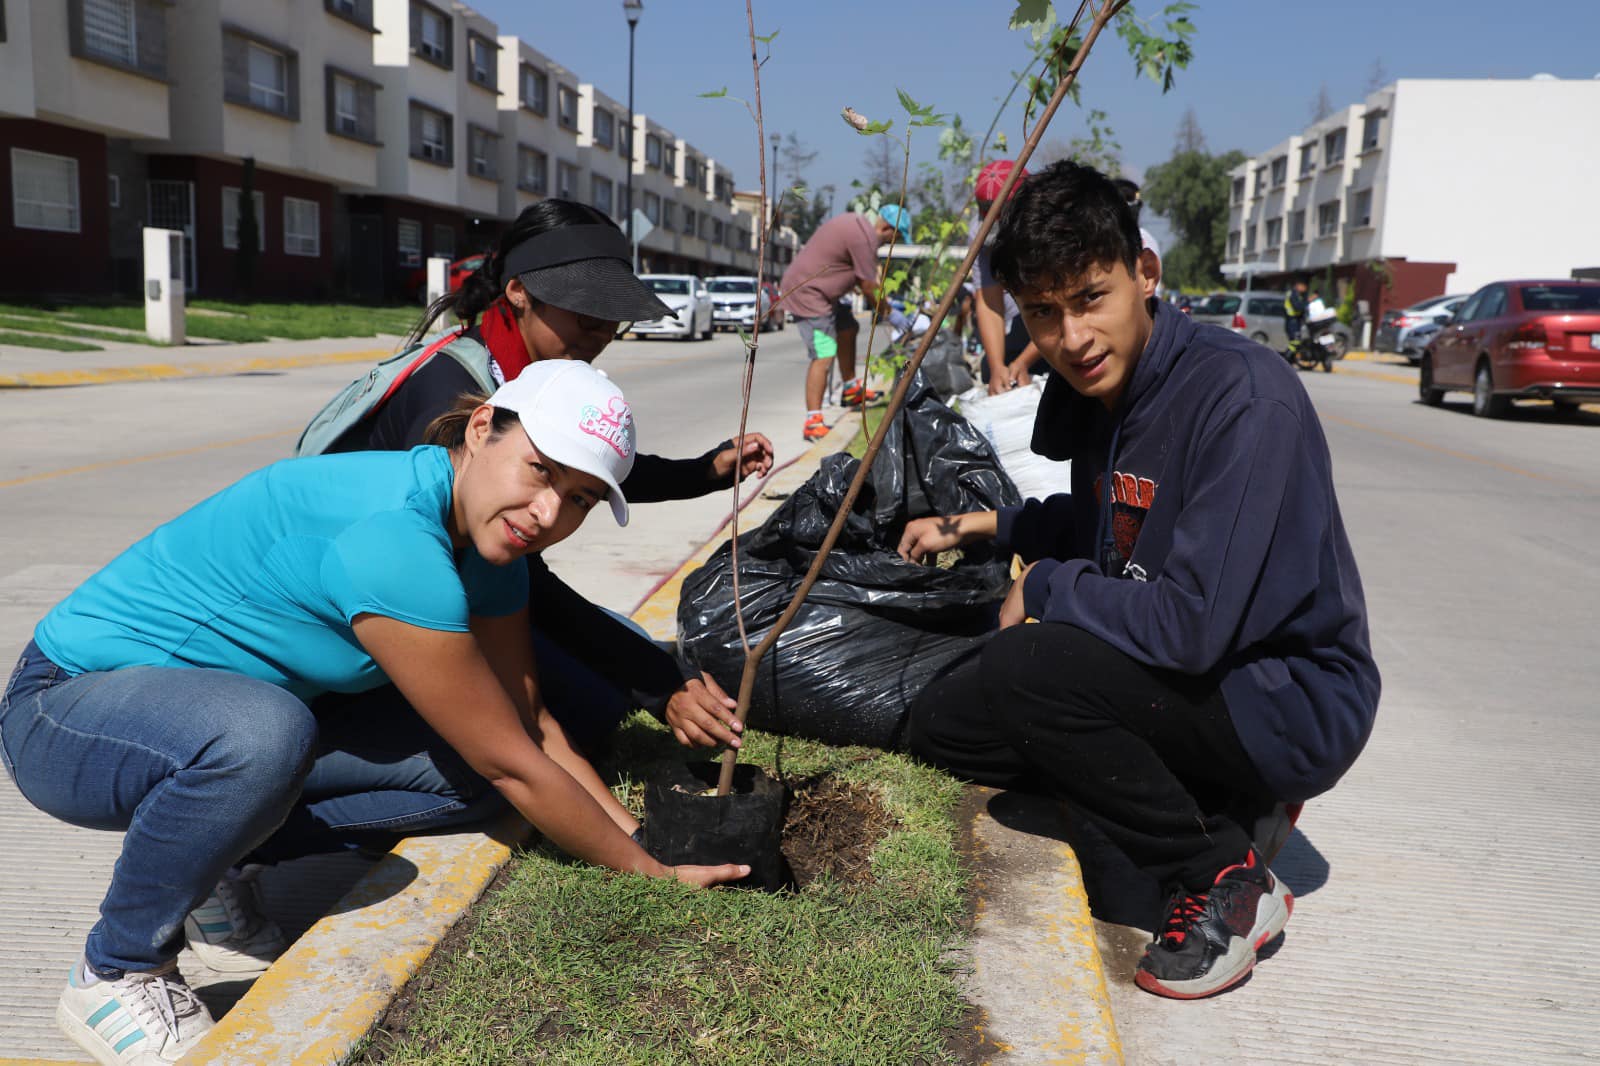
[990,160,1142,294]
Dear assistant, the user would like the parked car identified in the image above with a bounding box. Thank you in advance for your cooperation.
[403,253,486,304]
[1190,290,1352,356]
[1375,294,1469,363]
[630,275,714,341]
[1419,279,1600,417]
[706,276,775,333]
[760,281,786,330]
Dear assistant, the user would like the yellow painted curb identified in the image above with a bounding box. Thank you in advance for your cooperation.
[0,348,394,389]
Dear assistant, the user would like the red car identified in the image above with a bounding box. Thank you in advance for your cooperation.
[403,254,486,303]
[1419,279,1600,417]
[761,281,785,331]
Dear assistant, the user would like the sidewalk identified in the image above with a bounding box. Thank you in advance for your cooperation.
[153,413,1118,1066]
[0,333,409,388]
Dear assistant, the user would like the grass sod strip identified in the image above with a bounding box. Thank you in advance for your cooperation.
[0,301,420,343]
[0,330,102,352]
[354,714,971,1066]
[0,313,160,346]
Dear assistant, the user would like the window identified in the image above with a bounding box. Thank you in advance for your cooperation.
[520,65,547,114]
[467,33,494,88]
[332,74,359,135]
[325,68,376,142]
[1269,156,1287,187]
[1231,177,1245,204]
[1317,200,1340,237]
[247,43,289,113]
[108,174,120,208]
[467,125,498,179]
[1243,225,1257,253]
[1298,142,1316,175]
[1352,188,1373,228]
[325,0,373,27]
[82,0,136,65]
[413,2,449,66]
[1289,209,1306,243]
[432,224,454,258]
[411,102,451,164]
[662,200,676,232]
[643,190,661,224]
[1265,218,1282,248]
[1360,113,1382,152]
[1324,128,1346,165]
[591,174,613,215]
[518,146,547,194]
[618,119,630,159]
[663,141,677,173]
[1252,166,1266,197]
[685,156,702,188]
[397,219,422,266]
[682,206,697,237]
[1226,230,1241,258]
[556,160,579,198]
[221,186,265,249]
[593,109,614,149]
[12,149,80,232]
[645,135,663,169]
[283,197,319,256]
[557,86,578,130]
[709,218,725,243]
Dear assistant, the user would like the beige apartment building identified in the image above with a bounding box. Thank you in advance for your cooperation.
[0,0,756,301]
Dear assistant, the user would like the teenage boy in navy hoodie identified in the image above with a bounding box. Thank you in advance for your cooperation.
[898,161,1380,1000]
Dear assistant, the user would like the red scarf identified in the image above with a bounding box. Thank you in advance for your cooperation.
[478,297,533,383]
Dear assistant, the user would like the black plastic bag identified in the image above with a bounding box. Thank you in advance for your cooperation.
[677,369,1020,749]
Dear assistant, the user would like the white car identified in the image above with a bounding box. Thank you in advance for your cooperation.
[631,275,714,341]
[706,275,775,333]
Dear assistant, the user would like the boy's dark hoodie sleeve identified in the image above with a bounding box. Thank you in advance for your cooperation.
[1020,398,1323,676]
[622,441,735,503]
[995,495,1080,563]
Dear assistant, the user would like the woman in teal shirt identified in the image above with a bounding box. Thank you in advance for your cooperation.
[0,360,747,1065]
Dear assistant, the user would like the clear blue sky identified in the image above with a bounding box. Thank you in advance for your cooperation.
[474,0,1598,242]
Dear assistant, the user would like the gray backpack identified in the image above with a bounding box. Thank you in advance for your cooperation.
[294,330,496,457]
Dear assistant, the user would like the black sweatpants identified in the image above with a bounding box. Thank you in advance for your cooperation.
[907,622,1275,892]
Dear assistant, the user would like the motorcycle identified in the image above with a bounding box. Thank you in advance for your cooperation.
[1284,316,1347,372]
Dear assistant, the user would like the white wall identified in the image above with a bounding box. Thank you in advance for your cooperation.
[1382,78,1600,292]
[29,0,169,139]
[0,0,37,118]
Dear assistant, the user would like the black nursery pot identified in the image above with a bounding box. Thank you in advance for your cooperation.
[642,762,789,891]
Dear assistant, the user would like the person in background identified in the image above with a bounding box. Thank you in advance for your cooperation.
[898,161,1379,1001]
[970,159,1044,394]
[777,204,911,441]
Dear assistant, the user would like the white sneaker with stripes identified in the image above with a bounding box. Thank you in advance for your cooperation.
[56,959,213,1065]
[183,866,288,974]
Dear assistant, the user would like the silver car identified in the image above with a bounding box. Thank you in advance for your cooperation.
[1191,290,1352,354]
[1374,294,1469,364]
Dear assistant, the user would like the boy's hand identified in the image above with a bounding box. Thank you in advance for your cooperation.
[664,673,743,749]
[999,561,1037,629]
[897,511,997,563]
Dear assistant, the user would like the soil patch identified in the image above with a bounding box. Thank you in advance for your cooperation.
[780,774,896,888]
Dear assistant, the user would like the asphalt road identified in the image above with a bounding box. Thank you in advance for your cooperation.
[1,343,1596,1062]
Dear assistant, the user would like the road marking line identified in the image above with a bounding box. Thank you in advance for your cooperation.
[0,348,391,389]
[0,429,297,489]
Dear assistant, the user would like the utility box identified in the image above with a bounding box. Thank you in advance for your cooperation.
[144,228,186,345]
[425,256,451,308]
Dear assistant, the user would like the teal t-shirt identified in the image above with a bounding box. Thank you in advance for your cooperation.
[34,446,528,701]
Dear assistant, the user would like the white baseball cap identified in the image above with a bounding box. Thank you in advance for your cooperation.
[485,360,635,526]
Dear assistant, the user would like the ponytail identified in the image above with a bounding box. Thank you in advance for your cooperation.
[423,392,521,450]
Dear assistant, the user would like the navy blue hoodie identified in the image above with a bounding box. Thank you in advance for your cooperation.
[995,300,1379,802]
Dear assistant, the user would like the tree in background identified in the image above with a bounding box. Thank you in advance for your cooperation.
[776,133,831,241]
[236,156,259,296]
[1142,115,1244,289]
[1365,57,1389,94]
[1309,83,1334,122]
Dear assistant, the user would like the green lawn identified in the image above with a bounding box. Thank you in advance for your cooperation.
[0,330,101,352]
[0,300,422,345]
[356,714,971,1065]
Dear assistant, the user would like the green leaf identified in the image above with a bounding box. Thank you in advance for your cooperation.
[755,29,780,44]
[698,87,728,99]
[1008,0,1055,34]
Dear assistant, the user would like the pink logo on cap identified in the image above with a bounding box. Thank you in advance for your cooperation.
[578,396,634,459]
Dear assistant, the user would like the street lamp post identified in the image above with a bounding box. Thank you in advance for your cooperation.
[623,0,643,272]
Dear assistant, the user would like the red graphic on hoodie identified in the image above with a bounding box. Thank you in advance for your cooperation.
[1093,470,1158,566]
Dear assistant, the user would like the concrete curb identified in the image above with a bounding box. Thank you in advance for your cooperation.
[0,347,393,389]
[183,412,863,1064]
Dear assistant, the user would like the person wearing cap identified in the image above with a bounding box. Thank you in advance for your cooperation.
[2,359,752,1064]
[777,203,910,441]
[971,159,1045,395]
[314,200,774,758]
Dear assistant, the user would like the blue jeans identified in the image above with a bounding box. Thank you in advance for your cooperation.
[532,607,656,752]
[0,641,502,977]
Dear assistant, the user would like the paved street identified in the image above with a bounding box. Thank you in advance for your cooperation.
[0,326,811,1060]
[2,342,1597,1062]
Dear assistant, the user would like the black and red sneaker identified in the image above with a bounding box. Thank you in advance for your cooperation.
[1134,849,1293,1000]
[841,379,882,407]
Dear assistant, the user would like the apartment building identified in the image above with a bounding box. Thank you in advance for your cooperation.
[732,189,798,280]
[1223,77,1600,322]
[0,0,756,302]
